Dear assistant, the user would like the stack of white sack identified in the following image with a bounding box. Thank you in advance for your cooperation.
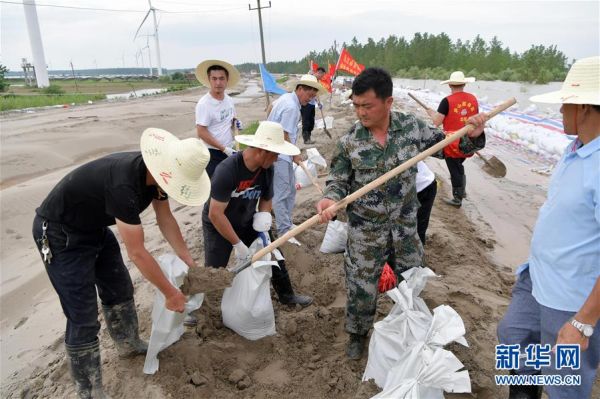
[143,254,205,375]
[221,236,279,340]
[362,266,471,397]
[314,116,334,130]
[294,148,328,190]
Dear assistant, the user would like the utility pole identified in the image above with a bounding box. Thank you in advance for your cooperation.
[249,0,271,107]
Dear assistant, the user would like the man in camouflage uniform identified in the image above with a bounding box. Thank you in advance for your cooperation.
[317,67,487,359]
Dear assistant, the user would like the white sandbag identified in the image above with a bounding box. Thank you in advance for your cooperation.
[319,220,348,254]
[305,147,328,168]
[221,238,278,340]
[371,348,471,398]
[400,266,438,316]
[362,282,433,387]
[294,161,317,189]
[143,254,205,375]
[315,116,334,130]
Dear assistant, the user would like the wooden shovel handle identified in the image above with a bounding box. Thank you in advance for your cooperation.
[408,92,431,111]
[235,97,516,273]
[299,161,323,194]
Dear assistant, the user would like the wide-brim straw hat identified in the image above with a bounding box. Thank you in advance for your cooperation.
[441,71,476,85]
[235,121,300,156]
[140,128,211,206]
[530,56,600,105]
[289,74,328,96]
[195,59,240,88]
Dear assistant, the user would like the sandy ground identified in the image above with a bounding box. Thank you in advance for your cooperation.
[1,78,597,398]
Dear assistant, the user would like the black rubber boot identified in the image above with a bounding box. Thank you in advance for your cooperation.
[444,188,463,207]
[102,299,148,358]
[303,130,315,145]
[271,259,313,307]
[345,333,367,360]
[66,339,110,399]
[508,371,542,399]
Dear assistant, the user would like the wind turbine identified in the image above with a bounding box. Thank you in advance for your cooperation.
[134,0,162,76]
[140,35,153,77]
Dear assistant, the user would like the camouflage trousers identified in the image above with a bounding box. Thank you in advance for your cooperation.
[343,220,423,335]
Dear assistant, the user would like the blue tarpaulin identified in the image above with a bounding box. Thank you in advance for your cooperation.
[259,64,287,95]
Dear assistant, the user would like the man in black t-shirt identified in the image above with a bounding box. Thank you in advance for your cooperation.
[203,121,313,307]
[32,128,211,398]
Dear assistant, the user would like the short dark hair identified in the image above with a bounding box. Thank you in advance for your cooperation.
[207,65,229,79]
[592,104,600,113]
[316,67,326,73]
[352,67,392,100]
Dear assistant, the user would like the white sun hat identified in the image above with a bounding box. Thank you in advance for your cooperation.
[289,74,328,96]
[195,59,241,88]
[140,128,211,206]
[234,121,300,156]
[440,71,476,85]
[530,56,600,105]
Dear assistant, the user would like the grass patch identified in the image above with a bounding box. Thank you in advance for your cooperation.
[243,120,260,135]
[276,76,289,84]
[0,93,106,111]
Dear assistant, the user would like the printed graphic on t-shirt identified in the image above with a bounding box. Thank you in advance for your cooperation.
[220,107,233,122]
[230,172,262,200]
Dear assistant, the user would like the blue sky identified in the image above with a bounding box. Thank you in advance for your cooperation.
[1,0,598,71]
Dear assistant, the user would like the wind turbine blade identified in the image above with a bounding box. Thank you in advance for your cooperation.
[134,9,152,40]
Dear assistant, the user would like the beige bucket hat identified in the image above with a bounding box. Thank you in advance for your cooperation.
[530,56,600,105]
[234,121,300,156]
[441,71,476,85]
[195,59,241,88]
[290,74,328,96]
[140,128,211,206]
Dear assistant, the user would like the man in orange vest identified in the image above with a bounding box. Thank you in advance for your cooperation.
[426,71,479,207]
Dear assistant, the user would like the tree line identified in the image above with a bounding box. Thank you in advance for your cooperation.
[237,33,569,84]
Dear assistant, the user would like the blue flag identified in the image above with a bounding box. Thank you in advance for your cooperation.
[259,64,287,95]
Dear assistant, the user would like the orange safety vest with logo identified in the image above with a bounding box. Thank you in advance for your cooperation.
[442,92,479,158]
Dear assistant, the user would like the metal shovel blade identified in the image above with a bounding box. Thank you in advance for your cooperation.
[477,152,507,178]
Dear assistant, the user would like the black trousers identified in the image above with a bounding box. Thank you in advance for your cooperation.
[416,181,437,245]
[300,103,316,142]
[32,214,134,346]
[444,157,466,189]
[206,148,228,179]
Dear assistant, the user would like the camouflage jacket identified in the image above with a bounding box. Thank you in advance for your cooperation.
[323,111,484,227]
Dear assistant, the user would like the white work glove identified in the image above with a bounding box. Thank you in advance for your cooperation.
[232,241,250,265]
[253,212,272,232]
[223,147,235,156]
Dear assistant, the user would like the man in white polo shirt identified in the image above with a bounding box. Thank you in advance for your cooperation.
[195,59,241,177]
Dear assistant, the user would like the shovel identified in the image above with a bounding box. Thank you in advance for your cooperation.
[408,92,508,178]
[227,97,517,276]
[317,99,333,139]
[299,161,324,194]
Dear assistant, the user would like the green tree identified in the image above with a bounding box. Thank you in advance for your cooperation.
[0,64,9,92]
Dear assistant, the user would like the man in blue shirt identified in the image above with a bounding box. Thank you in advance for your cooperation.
[497,56,600,399]
[268,74,327,243]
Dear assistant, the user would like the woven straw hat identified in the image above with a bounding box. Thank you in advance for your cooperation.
[234,121,300,156]
[441,71,476,85]
[195,59,240,88]
[530,56,600,105]
[289,74,328,96]
[140,128,211,206]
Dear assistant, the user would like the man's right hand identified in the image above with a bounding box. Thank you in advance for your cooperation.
[165,288,186,313]
[223,147,235,156]
[316,198,337,223]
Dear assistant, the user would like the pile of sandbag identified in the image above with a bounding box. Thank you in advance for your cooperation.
[363,267,472,398]
[294,148,327,190]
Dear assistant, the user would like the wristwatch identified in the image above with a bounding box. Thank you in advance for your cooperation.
[570,318,594,337]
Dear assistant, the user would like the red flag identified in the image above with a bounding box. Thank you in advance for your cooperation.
[336,48,365,76]
[310,60,319,72]
[318,63,336,93]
